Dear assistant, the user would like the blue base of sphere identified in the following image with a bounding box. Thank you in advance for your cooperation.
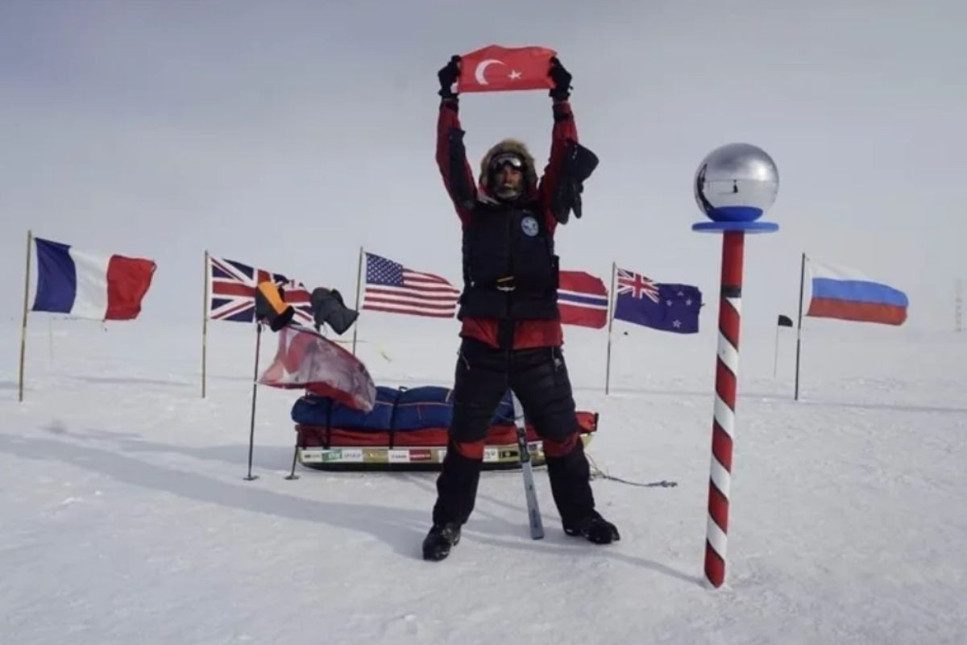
[706,206,763,222]
[692,221,779,233]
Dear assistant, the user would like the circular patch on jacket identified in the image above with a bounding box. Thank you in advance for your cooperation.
[521,215,539,237]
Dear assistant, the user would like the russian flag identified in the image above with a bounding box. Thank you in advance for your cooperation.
[806,258,908,326]
[31,237,157,321]
[558,270,608,328]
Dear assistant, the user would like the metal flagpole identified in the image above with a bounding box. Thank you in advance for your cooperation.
[244,322,263,481]
[794,252,806,401]
[202,250,209,398]
[18,230,33,403]
[605,261,617,395]
[956,278,963,333]
[351,246,363,355]
[772,320,780,377]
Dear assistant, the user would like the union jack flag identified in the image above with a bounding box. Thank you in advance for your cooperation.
[207,254,312,325]
[615,267,660,303]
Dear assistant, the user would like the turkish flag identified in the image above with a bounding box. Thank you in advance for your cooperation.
[457,44,557,93]
[258,324,376,412]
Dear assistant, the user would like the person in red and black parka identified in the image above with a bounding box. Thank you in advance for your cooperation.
[422,54,619,561]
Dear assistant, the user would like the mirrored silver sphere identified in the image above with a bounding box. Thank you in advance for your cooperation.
[694,143,779,222]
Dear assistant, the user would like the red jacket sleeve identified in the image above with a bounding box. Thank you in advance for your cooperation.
[436,98,477,226]
[538,100,578,234]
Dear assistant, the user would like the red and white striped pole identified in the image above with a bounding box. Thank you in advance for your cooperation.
[705,231,744,587]
[693,143,779,588]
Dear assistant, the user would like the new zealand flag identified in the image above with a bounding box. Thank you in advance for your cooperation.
[613,267,702,333]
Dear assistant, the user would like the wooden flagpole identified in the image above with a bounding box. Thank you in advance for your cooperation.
[18,230,33,402]
[794,252,807,401]
[351,246,363,355]
[605,261,617,395]
[201,250,209,398]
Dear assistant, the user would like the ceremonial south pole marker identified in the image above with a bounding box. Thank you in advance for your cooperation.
[692,143,779,588]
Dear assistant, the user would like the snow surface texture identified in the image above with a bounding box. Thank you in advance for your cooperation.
[2,315,965,644]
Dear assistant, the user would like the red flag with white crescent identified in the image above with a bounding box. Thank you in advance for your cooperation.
[258,325,376,412]
[456,44,557,93]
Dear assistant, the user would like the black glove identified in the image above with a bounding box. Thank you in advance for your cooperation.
[549,57,572,100]
[551,139,599,224]
[438,55,461,98]
[310,287,358,335]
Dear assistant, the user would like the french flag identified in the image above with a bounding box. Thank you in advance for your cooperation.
[31,237,157,321]
[806,259,908,326]
[558,270,609,329]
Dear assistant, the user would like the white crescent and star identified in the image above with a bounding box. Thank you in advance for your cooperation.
[474,59,523,85]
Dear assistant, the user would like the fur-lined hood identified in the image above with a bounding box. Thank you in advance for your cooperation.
[478,138,538,195]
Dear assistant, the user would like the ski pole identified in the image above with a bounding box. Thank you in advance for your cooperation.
[510,390,543,540]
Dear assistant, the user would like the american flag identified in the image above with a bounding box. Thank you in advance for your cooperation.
[207,254,312,324]
[361,252,460,318]
[615,267,660,303]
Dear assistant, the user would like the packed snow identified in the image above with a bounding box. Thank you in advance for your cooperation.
[2,314,965,644]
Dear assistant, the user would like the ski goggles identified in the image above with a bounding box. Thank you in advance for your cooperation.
[488,153,525,173]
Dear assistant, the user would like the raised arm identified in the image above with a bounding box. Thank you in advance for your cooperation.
[538,58,578,231]
[436,56,476,225]
[540,58,598,229]
[539,100,578,197]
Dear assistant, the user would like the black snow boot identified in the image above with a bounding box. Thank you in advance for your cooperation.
[563,510,620,545]
[431,440,484,528]
[422,522,462,561]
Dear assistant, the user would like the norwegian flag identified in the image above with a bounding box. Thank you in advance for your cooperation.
[207,255,312,325]
[557,270,608,328]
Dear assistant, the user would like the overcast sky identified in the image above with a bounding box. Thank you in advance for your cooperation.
[1,0,964,332]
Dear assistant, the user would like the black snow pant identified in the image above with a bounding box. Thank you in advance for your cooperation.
[431,337,596,528]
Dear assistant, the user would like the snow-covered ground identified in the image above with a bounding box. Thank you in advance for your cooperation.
[2,314,965,644]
